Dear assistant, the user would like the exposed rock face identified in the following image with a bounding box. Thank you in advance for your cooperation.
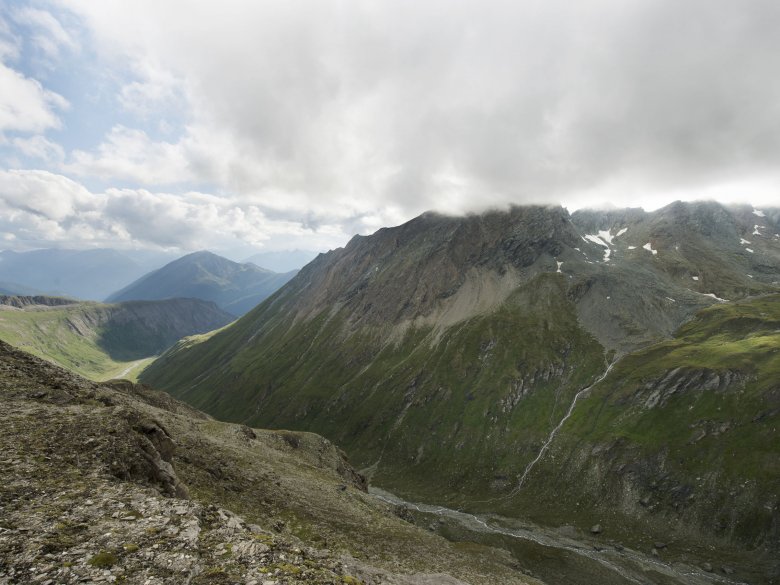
[0,295,78,308]
[637,367,749,409]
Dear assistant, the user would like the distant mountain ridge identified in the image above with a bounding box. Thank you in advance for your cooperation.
[107,251,297,316]
[243,249,318,272]
[0,248,175,301]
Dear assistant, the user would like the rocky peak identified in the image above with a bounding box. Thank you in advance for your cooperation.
[282,205,579,326]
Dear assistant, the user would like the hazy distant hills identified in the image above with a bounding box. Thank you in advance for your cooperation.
[243,249,318,272]
[0,281,46,296]
[0,248,175,301]
[107,251,297,316]
[143,201,780,574]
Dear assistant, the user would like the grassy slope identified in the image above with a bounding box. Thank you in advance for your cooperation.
[0,306,142,380]
[145,286,780,562]
[144,273,607,505]
[517,294,780,554]
[0,299,231,381]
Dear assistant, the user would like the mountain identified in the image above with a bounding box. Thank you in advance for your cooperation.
[0,281,46,296]
[244,248,319,272]
[0,248,174,301]
[107,251,298,316]
[141,202,780,582]
[0,295,233,380]
[0,341,538,585]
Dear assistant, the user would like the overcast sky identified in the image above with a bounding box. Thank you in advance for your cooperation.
[1,0,778,256]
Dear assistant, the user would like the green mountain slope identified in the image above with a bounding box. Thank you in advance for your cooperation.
[0,296,233,380]
[141,202,780,577]
[107,250,297,316]
[480,293,778,582]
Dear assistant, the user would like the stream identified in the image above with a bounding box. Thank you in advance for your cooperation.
[513,360,617,492]
[370,487,749,585]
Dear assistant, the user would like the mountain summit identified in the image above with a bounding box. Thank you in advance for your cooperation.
[107,251,297,316]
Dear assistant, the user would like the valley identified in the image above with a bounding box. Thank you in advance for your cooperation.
[0,296,233,380]
[371,488,749,585]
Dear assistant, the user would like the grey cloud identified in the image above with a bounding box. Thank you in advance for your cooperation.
[43,0,780,233]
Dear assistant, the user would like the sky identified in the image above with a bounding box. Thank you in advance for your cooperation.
[0,0,779,257]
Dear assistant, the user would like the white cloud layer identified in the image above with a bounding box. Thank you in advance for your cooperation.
[57,0,780,217]
[0,169,350,252]
[12,6,78,61]
[0,61,67,134]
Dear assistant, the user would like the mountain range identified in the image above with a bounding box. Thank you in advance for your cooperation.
[243,249,319,273]
[142,201,780,583]
[0,248,176,301]
[107,251,298,316]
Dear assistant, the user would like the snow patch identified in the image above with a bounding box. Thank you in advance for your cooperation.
[753,225,762,236]
[692,276,699,281]
[665,297,676,303]
[753,209,766,217]
[702,293,729,303]
[746,248,754,253]
[748,274,754,278]
[740,238,751,245]
[642,242,658,255]
[583,234,611,262]
[615,227,628,238]
[598,229,614,245]
[556,261,563,273]
[627,245,636,250]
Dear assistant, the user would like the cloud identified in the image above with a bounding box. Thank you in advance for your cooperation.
[66,125,193,184]
[11,135,64,162]
[53,0,780,224]
[0,170,351,252]
[0,61,68,133]
[12,7,78,61]
[117,60,185,118]
[0,12,20,60]
[0,0,775,255]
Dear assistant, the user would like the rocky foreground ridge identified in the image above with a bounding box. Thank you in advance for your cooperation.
[0,341,537,585]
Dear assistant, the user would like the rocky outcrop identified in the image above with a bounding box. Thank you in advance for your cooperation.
[0,294,77,308]
[636,367,749,409]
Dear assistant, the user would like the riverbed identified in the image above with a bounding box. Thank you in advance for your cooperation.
[370,488,750,585]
